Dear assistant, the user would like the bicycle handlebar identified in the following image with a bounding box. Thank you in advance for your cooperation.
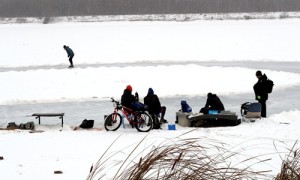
[111,97,122,108]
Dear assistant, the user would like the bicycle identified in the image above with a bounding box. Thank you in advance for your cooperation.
[104,98,153,132]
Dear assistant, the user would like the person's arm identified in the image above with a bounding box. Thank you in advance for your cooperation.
[156,95,161,109]
[204,99,209,109]
[134,92,139,101]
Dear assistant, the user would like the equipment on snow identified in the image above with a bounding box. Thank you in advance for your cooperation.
[188,111,240,127]
[79,119,94,129]
[241,102,262,122]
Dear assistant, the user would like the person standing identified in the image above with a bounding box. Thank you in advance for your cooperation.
[63,45,74,68]
[253,70,269,117]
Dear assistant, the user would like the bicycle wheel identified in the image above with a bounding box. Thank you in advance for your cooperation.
[135,112,153,132]
[104,113,122,131]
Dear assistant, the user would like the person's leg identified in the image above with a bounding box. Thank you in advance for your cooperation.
[160,106,166,119]
[200,108,209,114]
[69,55,74,67]
[151,114,160,129]
[259,100,267,118]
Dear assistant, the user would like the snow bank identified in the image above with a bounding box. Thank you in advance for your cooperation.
[0,65,299,105]
[0,110,300,180]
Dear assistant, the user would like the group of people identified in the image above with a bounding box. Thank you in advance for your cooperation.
[63,45,271,121]
[119,70,272,129]
[200,70,272,118]
[199,70,271,118]
[121,85,167,129]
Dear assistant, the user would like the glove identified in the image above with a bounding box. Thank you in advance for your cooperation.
[135,92,139,101]
[257,95,261,100]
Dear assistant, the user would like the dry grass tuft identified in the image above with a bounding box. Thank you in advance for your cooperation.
[275,142,300,180]
[87,133,270,180]
[116,139,269,180]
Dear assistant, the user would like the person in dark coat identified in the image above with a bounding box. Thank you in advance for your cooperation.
[144,88,167,123]
[63,45,74,68]
[253,70,269,117]
[200,92,225,114]
[121,85,139,111]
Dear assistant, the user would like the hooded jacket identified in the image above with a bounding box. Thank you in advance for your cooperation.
[64,46,74,57]
[121,89,136,109]
[144,88,161,114]
[253,74,269,101]
[204,93,225,111]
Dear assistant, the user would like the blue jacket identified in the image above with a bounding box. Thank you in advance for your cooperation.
[65,46,74,57]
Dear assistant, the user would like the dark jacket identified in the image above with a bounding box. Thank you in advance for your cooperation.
[144,88,161,114]
[121,89,136,109]
[253,74,269,101]
[204,94,225,111]
[65,46,74,57]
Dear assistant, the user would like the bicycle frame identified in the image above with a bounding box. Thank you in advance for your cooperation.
[111,98,143,125]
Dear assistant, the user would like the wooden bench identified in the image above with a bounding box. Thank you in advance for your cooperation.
[32,113,65,127]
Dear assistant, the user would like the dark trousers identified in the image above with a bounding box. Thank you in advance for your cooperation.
[69,55,74,66]
[258,100,267,118]
[160,106,166,119]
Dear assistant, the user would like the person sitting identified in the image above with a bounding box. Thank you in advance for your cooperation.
[200,92,225,114]
[144,88,167,129]
[121,85,139,112]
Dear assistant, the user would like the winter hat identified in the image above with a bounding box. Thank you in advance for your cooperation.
[63,45,67,48]
[256,70,262,76]
[126,85,132,91]
[148,88,154,95]
[207,92,213,97]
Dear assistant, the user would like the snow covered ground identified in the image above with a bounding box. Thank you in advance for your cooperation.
[0,17,300,179]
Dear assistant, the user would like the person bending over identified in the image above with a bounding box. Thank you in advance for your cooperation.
[200,92,225,114]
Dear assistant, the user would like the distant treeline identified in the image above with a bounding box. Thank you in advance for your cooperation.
[0,0,300,17]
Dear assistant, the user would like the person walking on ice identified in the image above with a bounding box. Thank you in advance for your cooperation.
[63,45,74,68]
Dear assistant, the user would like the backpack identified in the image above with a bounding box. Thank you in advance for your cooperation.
[19,122,35,130]
[265,79,274,93]
[150,114,161,129]
[79,119,94,129]
[181,101,192,113]
[7,122,19,129]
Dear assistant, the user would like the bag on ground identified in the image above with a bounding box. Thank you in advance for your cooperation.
[19,122,35,130]
[241,102,262,118]
[79,119,94,129]
[7,122,18,129]
[181,100,192,113]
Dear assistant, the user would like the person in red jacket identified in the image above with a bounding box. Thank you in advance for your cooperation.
[121,85,141,112]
